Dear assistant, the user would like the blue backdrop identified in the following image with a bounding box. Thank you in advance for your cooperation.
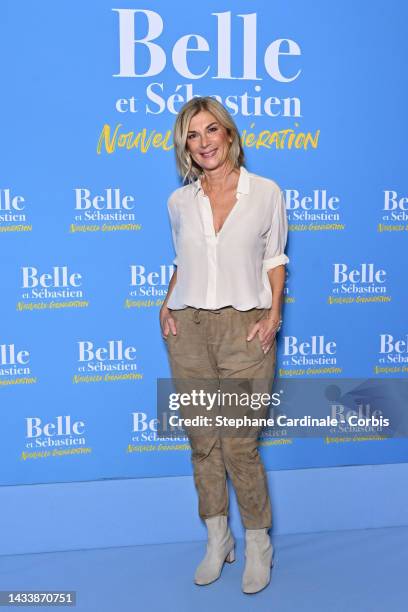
[1,0,407,486]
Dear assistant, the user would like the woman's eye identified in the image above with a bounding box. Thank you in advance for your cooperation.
[187,127,217,139]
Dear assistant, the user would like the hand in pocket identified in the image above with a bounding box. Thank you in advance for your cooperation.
[160,307,178,340]
[246,318,277,354]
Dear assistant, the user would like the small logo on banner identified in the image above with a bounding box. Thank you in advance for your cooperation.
[126,411,188,454]
[72,339,143,384]
[285,188,344,231]
[125,264,174,308]
[69,188,142,233]
[0,343,37,387]
[328,263,390,305]
[283,267,294,304]
[374,333,408,375]
[377,190,408,233]
[0,188,32,233]
[17,265,88,311]
[279,334,341,377]
[21,415,90,462]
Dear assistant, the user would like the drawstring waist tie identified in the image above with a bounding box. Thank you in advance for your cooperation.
[193,308,222,323]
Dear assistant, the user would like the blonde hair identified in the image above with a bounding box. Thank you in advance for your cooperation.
[173,96,245,184]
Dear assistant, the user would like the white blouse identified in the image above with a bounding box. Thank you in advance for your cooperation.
[166,165,289,311]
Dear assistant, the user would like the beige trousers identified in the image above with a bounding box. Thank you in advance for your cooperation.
[165,305,276,529]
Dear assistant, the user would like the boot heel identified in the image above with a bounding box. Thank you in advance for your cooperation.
[225,547,235,563]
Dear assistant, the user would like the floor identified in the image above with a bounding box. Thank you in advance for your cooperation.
[0,526,407,611]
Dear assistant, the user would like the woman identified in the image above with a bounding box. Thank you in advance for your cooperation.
[160,96,289,594]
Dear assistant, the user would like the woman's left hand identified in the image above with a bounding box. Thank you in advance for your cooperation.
[247,315,281,354]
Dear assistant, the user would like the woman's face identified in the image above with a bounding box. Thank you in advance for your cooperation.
[186,110,233,171]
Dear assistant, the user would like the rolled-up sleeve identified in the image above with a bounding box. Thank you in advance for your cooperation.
[167,192,179,266]
[262,187,290,272]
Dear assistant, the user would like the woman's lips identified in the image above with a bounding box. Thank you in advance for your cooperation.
[201,149,217,158]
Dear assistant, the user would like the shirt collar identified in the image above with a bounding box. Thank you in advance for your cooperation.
[193,165,250,197]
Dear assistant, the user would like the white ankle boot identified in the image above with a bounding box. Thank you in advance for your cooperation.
[242,528,274,594]
[194,515,235,585]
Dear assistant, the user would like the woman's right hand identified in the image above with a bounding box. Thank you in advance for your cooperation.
[160,305,178,340]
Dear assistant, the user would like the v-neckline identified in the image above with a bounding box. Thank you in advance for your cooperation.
[199,168,242,238]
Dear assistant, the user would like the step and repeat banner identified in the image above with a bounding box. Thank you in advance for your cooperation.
[1,0,407,485]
